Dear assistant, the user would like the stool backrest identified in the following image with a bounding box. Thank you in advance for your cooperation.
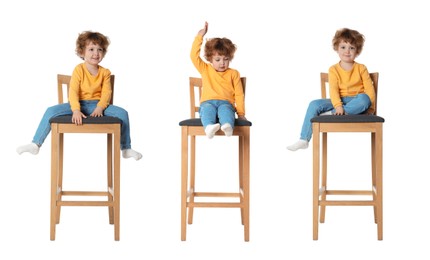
[320,72,379,115]
[188,77,246,119]
[57,74,115,105]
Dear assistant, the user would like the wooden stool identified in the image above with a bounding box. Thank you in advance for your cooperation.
[49,74,121,241]
[311,72,384,240]
[179,77,252,241]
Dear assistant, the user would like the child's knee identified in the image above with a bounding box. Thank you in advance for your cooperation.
[357,94,371,106]
[308,99,325,110]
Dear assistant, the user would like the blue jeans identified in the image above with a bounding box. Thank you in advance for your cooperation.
[199,100,235,129]
[32,100,132,150]
[299,94,371,141]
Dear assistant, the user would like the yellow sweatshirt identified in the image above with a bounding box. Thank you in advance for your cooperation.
[328,62,376,113]
[68,63,112,111]
[190,35,245,116]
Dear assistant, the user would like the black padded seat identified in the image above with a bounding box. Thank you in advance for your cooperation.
[179,118,252,127]
[311,114,384,123]
[50,115,122,124]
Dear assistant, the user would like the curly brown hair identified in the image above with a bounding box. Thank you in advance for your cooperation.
[75,31,110,59]
[332,28,365,55]
[204,37,237,62]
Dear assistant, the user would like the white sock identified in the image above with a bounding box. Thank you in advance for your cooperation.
[16,143,40,155]
[320,111,332,116]
[122,149,142,161]
[287,140,309,151]
[204,123,220,139]
[221,123,233,137]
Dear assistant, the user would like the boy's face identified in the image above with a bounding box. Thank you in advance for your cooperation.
[83,42,105,66]
[211,52,230,72]
[336,40,358,63]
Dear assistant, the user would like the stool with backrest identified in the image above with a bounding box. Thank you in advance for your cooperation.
[311,72,384,240]
[49,74,122,240]
[179,77,252,241]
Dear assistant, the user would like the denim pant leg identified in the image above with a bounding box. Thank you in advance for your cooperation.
[199,101,218,128]
[80,100,98,115]
[32,103,72,146]
[104,104,131,150]
[300,98,333,141]
[342,94,371,115]
[217,101,235,128]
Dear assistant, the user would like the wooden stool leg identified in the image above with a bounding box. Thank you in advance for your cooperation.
[239,136,244,225]
[320,133,328,223]
[113,130,120,241]
[188,135,196,224]
[107,134,114,224]
[371,133,377,223]
[242,129,250,242]
[375,127,383,240]
[50,124,59,241]
[181,127,189,241]
[56,133,64,224]
[312,123,320,240]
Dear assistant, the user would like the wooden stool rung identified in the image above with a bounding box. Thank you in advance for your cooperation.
[319,200,376,206]
[325,190,373,196]
[58,201,114,207]
[61,191,110,196]
[188,202,243,208]
[193,192,240,198]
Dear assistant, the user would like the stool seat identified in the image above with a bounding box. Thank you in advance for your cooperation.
[179,118,252,127]
[50,115,123,124]
[311,114,385,123]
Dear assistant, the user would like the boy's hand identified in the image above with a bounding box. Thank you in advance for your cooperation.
[90,106,104,117]
[72,110,86,125]
[334,106,345,115]
[198,21,208,37]
[365,108,375,115]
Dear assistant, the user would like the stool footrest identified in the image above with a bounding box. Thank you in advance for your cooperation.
[322,190,373,196]
[320,189,377,206]
[61,191,110,196]
[58,191,114,206]
[57,201,114,206]
[188,192,243,208]
[188,202,243,208]
[192,192,240,198]
[320,200,376,206]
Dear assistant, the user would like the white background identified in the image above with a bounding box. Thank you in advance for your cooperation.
[1,0,428,259]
